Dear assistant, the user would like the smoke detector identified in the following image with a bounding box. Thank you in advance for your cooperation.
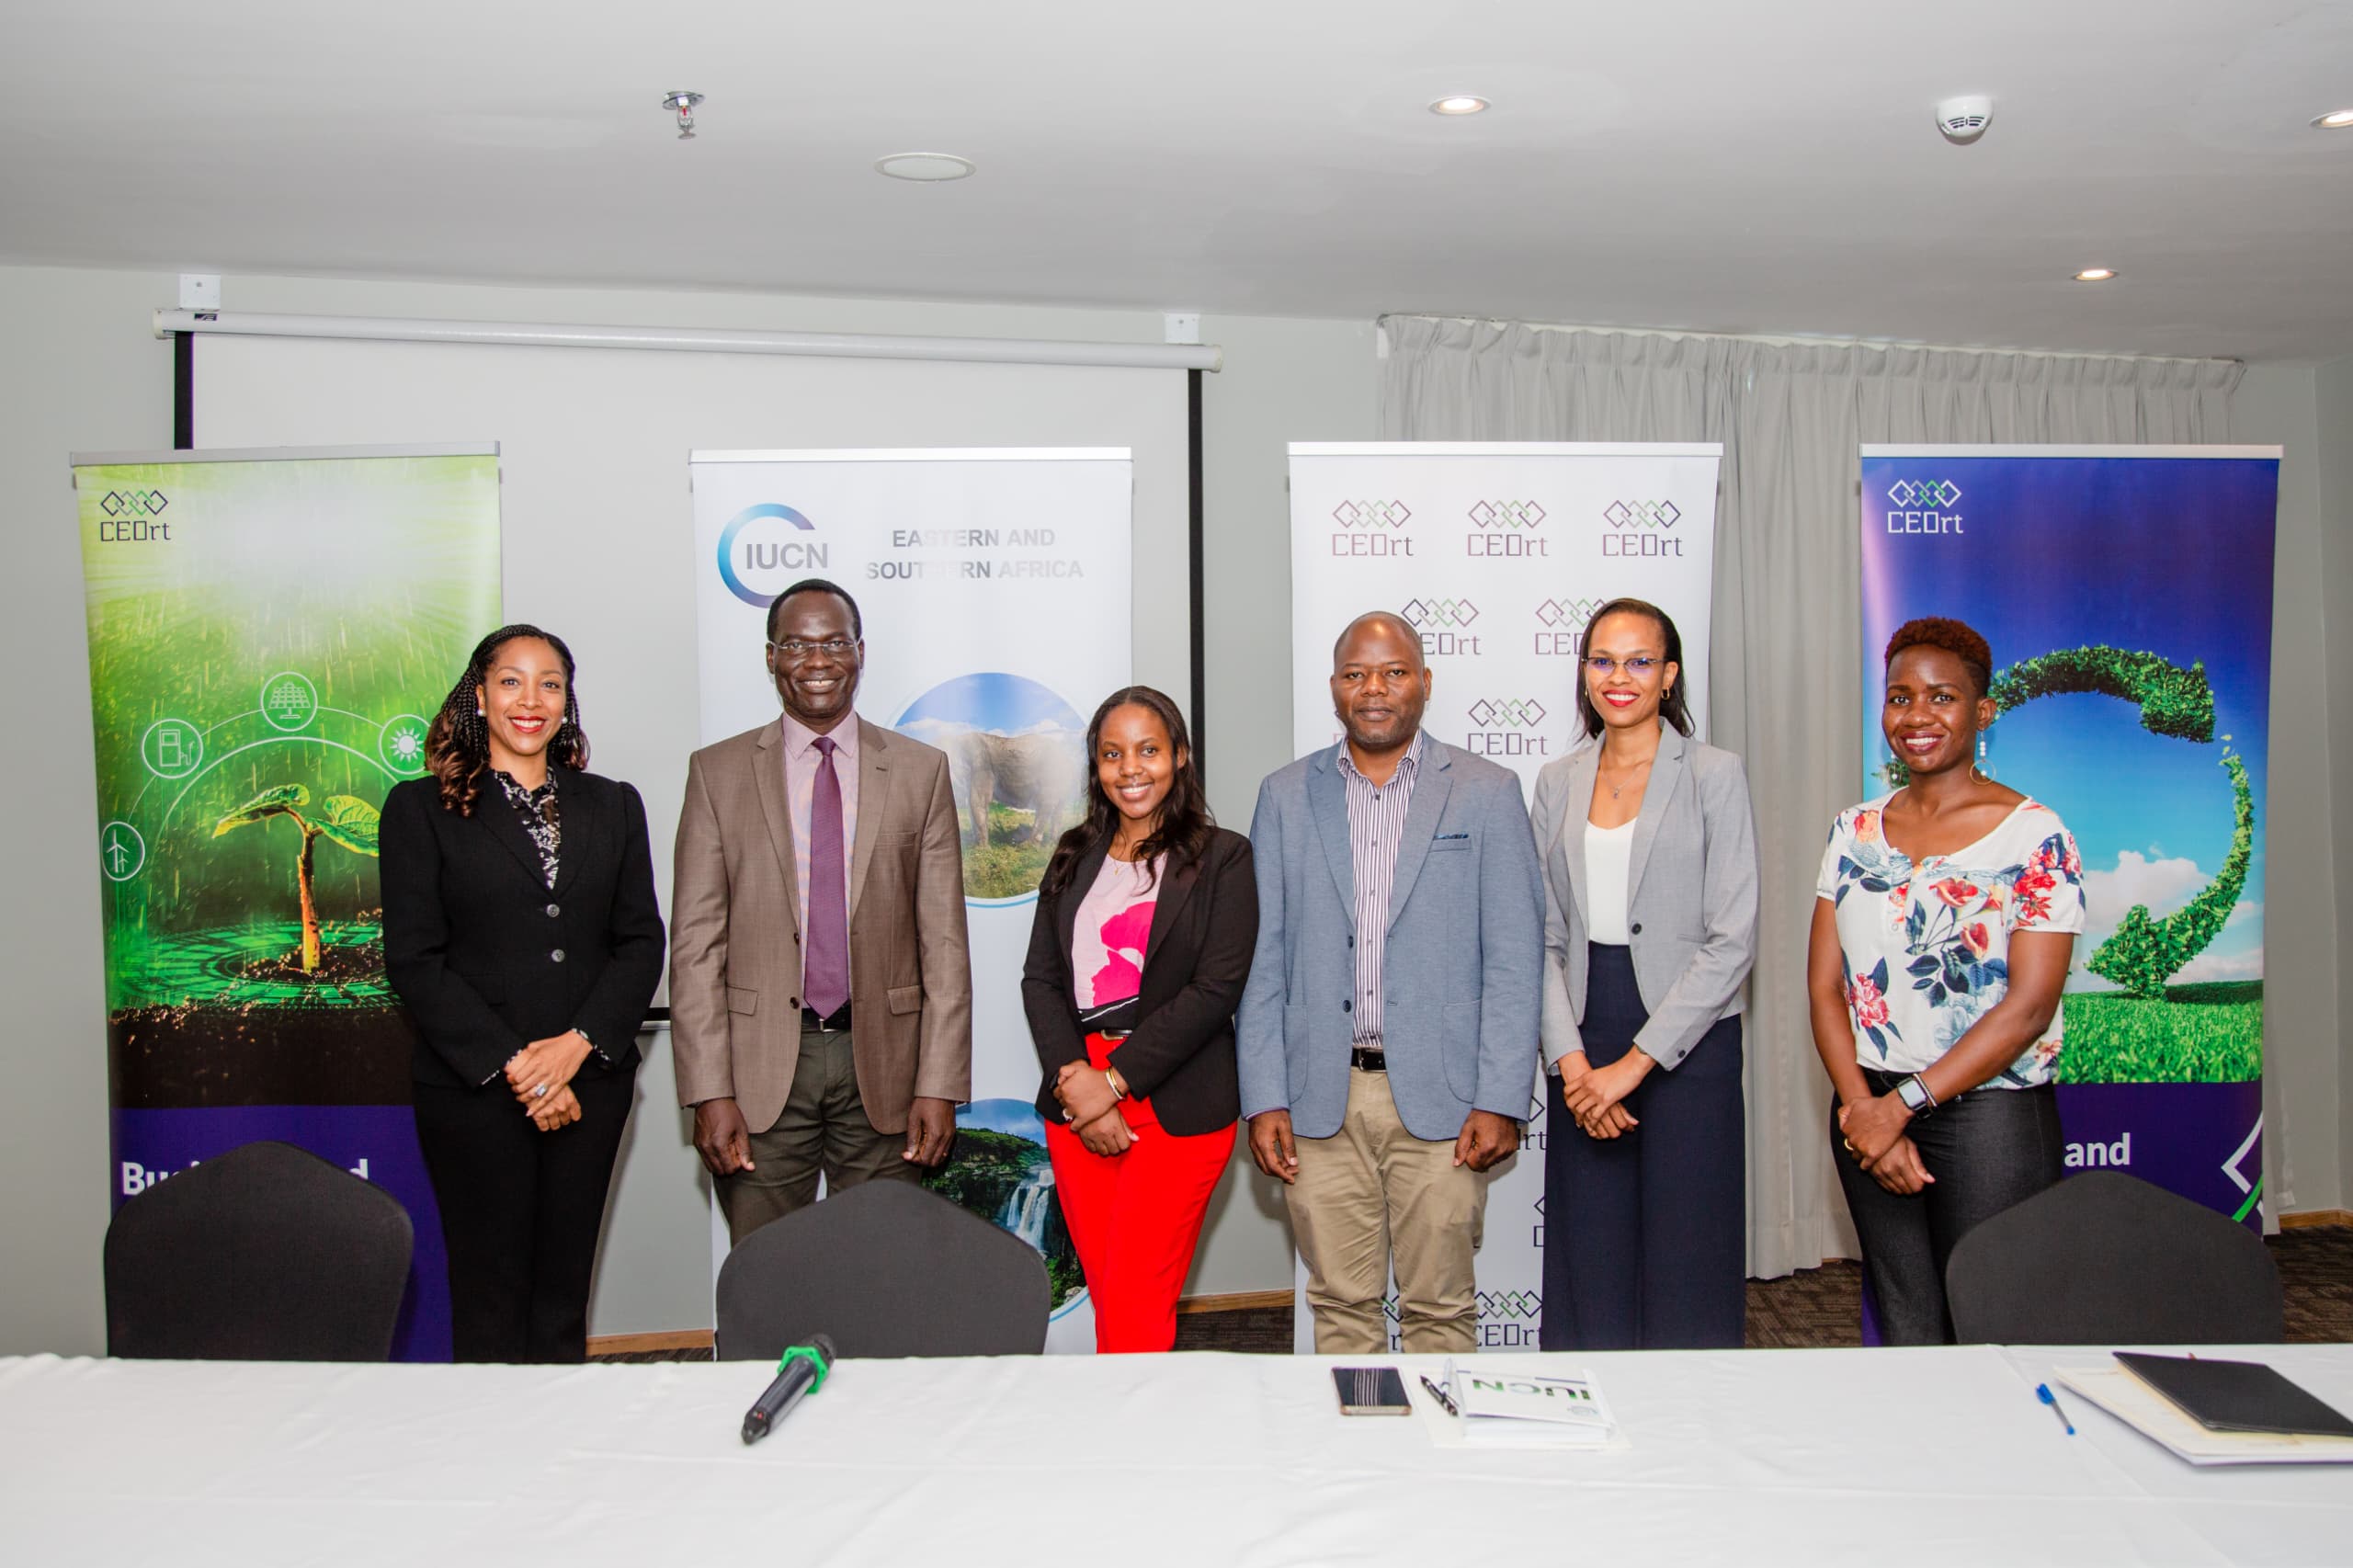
[1935,96,1993,143]
[1929,95,1985,142]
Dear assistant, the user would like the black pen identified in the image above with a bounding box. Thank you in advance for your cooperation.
[1418,1373,1461,1417]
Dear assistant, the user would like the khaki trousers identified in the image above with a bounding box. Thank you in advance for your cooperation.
[716,1018,919,1246]
[1287,1066,1484,1354]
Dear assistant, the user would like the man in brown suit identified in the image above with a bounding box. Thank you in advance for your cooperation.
[671,578,972,1244]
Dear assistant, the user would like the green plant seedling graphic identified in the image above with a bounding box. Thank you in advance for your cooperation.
[212,785,382,972]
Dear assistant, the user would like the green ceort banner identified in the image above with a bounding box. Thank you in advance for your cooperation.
[75,444,502,1358]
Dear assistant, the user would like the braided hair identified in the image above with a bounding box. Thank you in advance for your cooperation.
[426,624,591,815]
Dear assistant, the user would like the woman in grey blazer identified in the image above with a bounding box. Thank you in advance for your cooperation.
[1529,598,1758,1349]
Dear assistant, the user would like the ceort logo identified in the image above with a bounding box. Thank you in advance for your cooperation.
[97,488,171,542]
[1533,596,1606,657]
[1467,697,1551,758]
[715,504,828,608]
[1885,479,1965,535]
[1466,499,1548,559]
[1330,500,1415,557]
[1602,499,1685,557]
[1402,597,1481,657]
[1888,480,1962,508]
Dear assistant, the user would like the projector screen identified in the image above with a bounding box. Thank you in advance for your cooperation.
[193,332,1197,967]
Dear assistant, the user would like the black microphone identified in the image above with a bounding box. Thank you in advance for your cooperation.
[741,1333,837,1445]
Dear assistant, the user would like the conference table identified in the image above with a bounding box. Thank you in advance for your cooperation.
[3,1343,2348,1565]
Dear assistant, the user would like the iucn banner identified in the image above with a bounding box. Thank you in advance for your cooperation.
[73,443,505,1360]
[1285,442,1722,1350]
[689,449,1132,1352]
[1858,446,2280,1227]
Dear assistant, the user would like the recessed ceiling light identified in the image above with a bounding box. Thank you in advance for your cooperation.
[2313,109,2353,130]
[2074,267,2118,283]
[876,152,975,181]
[1428,96,1490,116]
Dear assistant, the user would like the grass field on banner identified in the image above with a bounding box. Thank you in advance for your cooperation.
[2058,981,2262,1084]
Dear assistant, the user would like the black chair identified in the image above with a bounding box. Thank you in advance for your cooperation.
[104,1140,414,1360]
[1944,1170,2283,1345]
[714,1180,1051,1360]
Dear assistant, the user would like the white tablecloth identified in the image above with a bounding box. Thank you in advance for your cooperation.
[3,1345,2348,1566]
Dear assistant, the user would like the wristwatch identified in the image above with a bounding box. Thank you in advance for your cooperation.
[1894,1073,1938,1119]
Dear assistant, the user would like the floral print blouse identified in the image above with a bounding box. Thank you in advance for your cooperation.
[1816,794,2085,1089]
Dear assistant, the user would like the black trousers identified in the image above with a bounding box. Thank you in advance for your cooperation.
[1541,944,1746,1351]
[413,1067,635,1363]
[1833,1068,2063,1346]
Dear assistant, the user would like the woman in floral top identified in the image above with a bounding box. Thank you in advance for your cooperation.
[1807,617,2085,1344]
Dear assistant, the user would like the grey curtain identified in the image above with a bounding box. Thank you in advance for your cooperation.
[1378,315,2245,1278]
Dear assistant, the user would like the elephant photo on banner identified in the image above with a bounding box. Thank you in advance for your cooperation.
[938,727,1089,857]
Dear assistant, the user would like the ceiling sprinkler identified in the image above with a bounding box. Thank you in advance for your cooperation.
[663,92,705,141]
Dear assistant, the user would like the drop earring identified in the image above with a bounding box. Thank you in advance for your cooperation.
[1972,728,1992,785]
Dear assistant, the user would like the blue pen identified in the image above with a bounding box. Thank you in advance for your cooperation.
[2037,1382,2076,1436]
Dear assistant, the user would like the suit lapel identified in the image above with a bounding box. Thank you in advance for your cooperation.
[1384,743,1453,933]
[550,772,595,897]
[477,778,552,887]
[752,722,803,936]
[847,716,890,922]
[1308,748,1356,930]
[1626,725,1687,903]
[1560,744,1599,934]
[1139,851,1201,981]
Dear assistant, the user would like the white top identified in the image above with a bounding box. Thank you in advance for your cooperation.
[1815,793,2086,1087]
[1583,818,1637,946]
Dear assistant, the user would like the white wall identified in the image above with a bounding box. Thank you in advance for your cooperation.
[2,264,2341,1356]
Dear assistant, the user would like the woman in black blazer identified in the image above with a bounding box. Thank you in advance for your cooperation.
[381,624,664,1363]
[1022,686,1256,1353]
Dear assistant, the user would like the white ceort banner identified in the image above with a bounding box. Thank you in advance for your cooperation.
[1284,442,1722,1351]
[690,449,1133,1353]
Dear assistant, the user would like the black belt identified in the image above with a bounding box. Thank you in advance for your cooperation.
[801,1002,852,1031]
[1350,1046,1386,1072]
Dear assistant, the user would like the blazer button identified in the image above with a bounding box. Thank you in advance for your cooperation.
[545,903,561,918]
[1347,934,1355,948]
[1631,923,1643,936]
[551,949,566,963]
[1342,1000,1352,1013]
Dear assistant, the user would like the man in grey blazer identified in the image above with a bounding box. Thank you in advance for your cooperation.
[1237,611,1544,1353]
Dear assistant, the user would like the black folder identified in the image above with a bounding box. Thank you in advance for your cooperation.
[2115,1353,2353,1439]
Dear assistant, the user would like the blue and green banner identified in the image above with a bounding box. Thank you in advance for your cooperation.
[74,445,503,1357]
[1859,447,2279,1226]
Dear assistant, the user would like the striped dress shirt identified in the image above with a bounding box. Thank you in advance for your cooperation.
[1338,730,1425,1050]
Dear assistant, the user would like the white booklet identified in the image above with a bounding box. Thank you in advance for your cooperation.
[1432,1358,1624,1449]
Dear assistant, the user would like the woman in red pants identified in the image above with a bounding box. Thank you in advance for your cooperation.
[1023,686,1257,1352]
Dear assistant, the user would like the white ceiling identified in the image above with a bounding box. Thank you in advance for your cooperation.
[4,0,2350,361]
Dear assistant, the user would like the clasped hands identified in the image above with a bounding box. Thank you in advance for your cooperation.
[1557,1049,1652,1140]
[1837,1095,1935,1195]
[1054,1059,1137,1156]
[504,1030,593,1132]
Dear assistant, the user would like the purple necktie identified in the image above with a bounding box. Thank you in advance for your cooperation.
[804,735,849,1019]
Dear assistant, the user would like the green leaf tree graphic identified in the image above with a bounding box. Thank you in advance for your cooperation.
[1884,645,2248,1000]
[212,785,381,971]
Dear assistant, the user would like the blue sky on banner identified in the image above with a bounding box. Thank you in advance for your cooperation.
[1859,455,2278,990]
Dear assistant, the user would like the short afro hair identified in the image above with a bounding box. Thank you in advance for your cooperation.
[1884,617,1992,699]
